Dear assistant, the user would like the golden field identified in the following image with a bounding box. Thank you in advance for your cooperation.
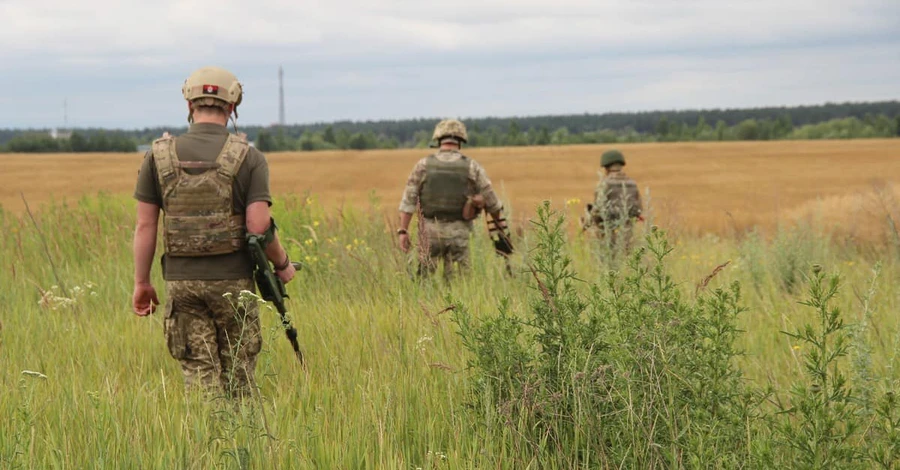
[2,139,898,236]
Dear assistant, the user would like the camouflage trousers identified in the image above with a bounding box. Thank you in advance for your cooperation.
[164,279,261,398]
[417,220,472,279]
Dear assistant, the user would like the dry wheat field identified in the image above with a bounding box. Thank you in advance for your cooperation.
[2,139,899,235]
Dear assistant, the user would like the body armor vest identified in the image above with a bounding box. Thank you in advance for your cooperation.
[597,172,641,222]
[152,133,249,257]
[420,154,470,221]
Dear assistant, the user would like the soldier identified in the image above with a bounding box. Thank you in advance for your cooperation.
[397,119,511,278]
[131,66,296,398]
[586,149,643,251]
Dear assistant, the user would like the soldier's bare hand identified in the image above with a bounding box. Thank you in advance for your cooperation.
[133,282,159,316]
[276,263,296,284]
[399,233,411,253]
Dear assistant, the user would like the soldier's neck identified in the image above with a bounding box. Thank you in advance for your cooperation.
[192,115,229,126]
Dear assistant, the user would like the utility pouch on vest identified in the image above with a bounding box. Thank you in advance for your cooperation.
[152,133,249,257]
[420,154,470,221]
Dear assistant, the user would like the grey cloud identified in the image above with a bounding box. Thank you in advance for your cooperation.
[0,0,897,127]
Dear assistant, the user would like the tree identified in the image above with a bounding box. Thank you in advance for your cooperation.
[70,132,89,152]
[534,127,551,146]
[91,132,110,152]
[322,126,336,145]
[550,127,570,145]
[655,116,671,139]
[255,130,273,151]
[775,114,793,138]
[715,121,728,141]
[694,116,710,139]
[735,119,760,140]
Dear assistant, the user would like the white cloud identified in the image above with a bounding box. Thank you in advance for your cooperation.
[0,0,897,127]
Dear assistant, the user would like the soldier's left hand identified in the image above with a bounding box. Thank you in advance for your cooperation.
[276,262,296,284]
[133,282,159,316]
[399,233,411,253]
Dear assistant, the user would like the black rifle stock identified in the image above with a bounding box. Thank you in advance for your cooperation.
[247,234,304,364]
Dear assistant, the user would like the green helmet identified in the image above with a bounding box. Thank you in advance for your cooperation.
[182,66,243,119]
[432,119,468,143]
[601,149,625,168]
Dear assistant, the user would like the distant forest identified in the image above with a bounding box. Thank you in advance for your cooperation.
[2,100,898,153]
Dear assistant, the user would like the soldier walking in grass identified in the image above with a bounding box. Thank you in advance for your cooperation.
[131,66,295,398]
[397,119,512,278]
[585,149,643,252]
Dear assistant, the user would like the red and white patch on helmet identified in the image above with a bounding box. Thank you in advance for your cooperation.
[202,85,219,95]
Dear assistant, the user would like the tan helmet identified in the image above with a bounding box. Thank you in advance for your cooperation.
[432,119,468,143]
[182,66,243,119]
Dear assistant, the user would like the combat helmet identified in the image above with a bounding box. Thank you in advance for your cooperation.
[182,66,243,121]
[432,119,468,144]
[601,149,626,168]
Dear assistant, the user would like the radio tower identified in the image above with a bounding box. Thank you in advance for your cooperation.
[278,66,285,126]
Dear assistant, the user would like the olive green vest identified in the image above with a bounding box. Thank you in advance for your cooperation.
[420,154,470,221]
[152,133,249,257]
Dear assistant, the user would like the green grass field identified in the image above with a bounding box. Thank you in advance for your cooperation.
[2,194,899,468]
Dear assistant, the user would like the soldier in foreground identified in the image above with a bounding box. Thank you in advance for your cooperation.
[131,66,295,397]
[585,149,643,251]
[397,119,512,278]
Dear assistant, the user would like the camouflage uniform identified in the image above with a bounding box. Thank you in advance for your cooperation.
[399,149,502,278]
[164,279,261,395]
[134,67,271,398]
[589,170,642,251]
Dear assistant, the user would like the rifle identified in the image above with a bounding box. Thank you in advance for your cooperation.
[247,234,304,364]
[486,213,514,276]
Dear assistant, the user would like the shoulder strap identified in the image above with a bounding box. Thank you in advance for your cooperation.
[151,132,178,187]
[216,134,250,179]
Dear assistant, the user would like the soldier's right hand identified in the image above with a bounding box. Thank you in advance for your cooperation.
[276,263,296,284]
[399,233,411,253]
[132,282,159,317]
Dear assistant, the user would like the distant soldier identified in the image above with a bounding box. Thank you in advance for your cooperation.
[132,66,295,398]
[397,119,512,278]
[585,149,643,250]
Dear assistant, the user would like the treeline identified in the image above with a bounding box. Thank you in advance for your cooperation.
[1,100,897,152]
[2,130,137,153]
[252,114,900,151]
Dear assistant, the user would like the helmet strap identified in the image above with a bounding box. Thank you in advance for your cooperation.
[230,105,239,133]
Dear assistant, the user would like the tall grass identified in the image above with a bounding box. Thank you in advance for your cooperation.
[1,194,899,468]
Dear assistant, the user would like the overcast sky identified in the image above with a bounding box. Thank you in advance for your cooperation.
[1,0,898,128]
